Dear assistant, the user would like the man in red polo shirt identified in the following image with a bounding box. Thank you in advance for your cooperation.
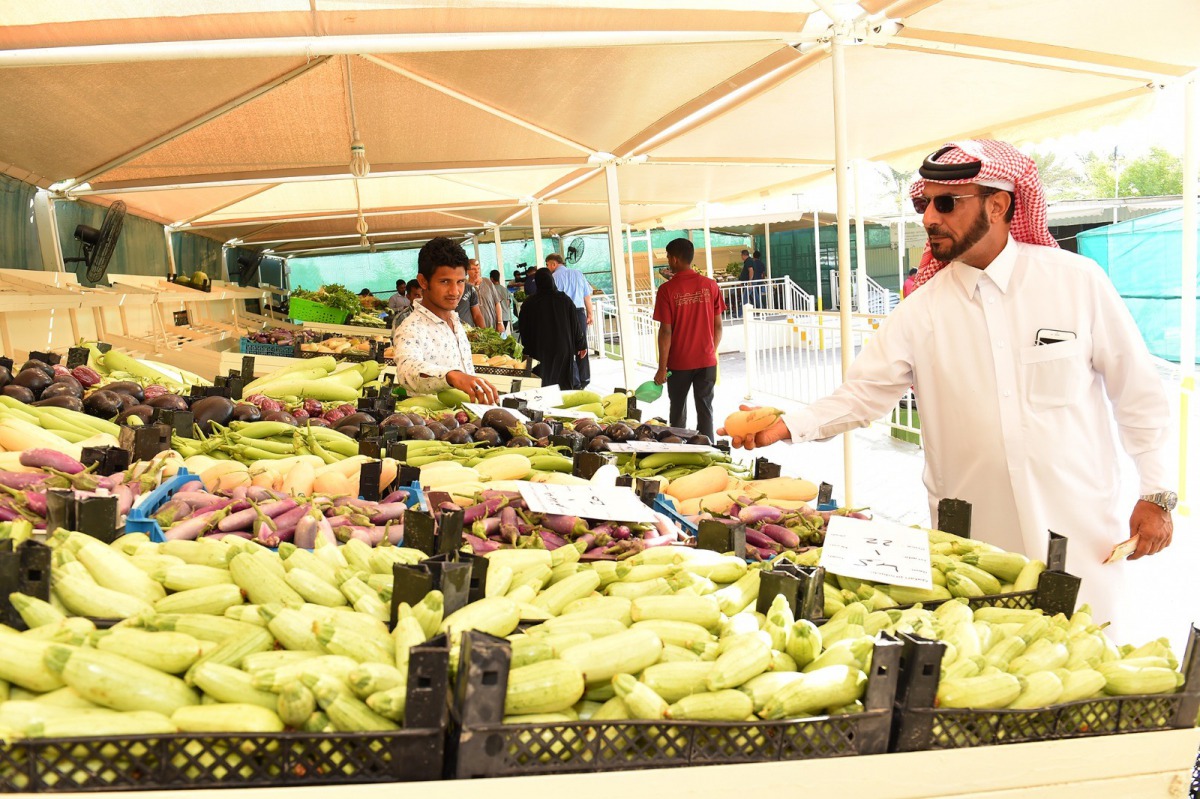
[653,237,725,441]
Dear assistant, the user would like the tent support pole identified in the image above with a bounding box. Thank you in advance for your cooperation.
[854,160,868,312]
[33,190,65,273]
[1180,73,1197,517]
[605,163,636,391]
[492,227,505,283]
[531,202,544,269]
[831,33,855,507]
[897,207,907,299]
[646,229,656,302]
[625,224,636,296]
[764,221,773,283]
[702,204,714,280]
[164,227,178,279]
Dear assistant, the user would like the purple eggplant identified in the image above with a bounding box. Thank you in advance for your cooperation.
[219,504,262,532]
[164,511,217,541]
[153,498,192,527]
[639,533,676,548]
[112,484,135,518]
[611,525,632,541]
[541,514,590,539]
[499,506,519,545]
[315,515,336,546]
[19,449,85,474]
[257,498,298,519]
[581,545,616,561]
[464,533,501,554]
[369,502,408,524]
[380,489,411,505]
[254,520,280,547]
[744,528,782,552]
[0,472,49,490]
[294,514,319,549]
[739,504,785,525]
[0,506,20,522]
[463,496,507,525]
[472,516,501,539]
[385,522,403,545]
[209,531,252,541]
[538,529,568,550]
[246,486,284,503]
[759,523,800,549]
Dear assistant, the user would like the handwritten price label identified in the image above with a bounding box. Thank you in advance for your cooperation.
[542,407,597,420]
[504,384,563,411]
[819,515,933,589]
[517,483,657,524]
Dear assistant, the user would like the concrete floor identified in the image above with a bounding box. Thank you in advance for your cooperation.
[589,350,1199,652]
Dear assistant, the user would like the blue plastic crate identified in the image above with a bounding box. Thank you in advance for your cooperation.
[124,469,201,543]
[653,494,697,537]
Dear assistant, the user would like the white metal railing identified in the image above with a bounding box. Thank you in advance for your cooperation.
[593,276,813,323]
[743,305,921,446]
[591,296,658,368]
[828,272,897,315]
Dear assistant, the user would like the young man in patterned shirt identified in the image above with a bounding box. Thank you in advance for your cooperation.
[393,237,498,404]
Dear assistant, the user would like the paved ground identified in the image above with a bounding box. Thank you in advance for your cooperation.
[588,350,1199,651]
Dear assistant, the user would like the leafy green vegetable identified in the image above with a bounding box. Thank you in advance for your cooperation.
[291,284,362,316]
[467,327,523,360]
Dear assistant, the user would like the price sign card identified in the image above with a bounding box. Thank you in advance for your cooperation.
[542,407,597,420]
[606,442,717,453]
[504,384,563,411]
[517,483,657,524]
[463,403,530,423]
[819,515,933,589]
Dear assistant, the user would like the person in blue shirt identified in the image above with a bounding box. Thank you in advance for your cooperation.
[545,252,594,387]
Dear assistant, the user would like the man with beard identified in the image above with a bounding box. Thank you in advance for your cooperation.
[719,140,1174,630]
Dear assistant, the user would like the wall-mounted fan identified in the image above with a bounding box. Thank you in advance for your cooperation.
[235,253,265,287]
[64,200,125,287]
[565,237,586,264]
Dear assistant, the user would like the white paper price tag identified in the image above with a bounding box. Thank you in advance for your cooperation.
[819,516,933,589]
[606,442,717,453]
[542,406,597,420]
[504,384,563,410]
[517,483,657,523]
[463,402,530,423]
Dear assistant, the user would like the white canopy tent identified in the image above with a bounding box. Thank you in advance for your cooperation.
[1,0,1197,502]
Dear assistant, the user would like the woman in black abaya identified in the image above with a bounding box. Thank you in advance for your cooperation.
[517,268,586,390]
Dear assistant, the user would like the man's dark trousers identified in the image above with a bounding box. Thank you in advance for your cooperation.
[575,308,591,387]
[667,366,717,441]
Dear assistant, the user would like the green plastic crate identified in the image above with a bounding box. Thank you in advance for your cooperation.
[289,297,350,325]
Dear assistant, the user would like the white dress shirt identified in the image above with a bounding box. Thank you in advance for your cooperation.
[782,237,1170,622]
[392,302,476,395]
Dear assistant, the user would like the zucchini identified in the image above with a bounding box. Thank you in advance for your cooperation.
[45,644,199,716]
[505,660,585,716]
[95,628,204,674]
[172,704,284,733]
[190,662,280,710]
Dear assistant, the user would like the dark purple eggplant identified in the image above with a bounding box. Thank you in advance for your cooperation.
[192,395,236,433]
[32,395,84,413]
[304,417,331,427]
[507,436,533,448]
[40,381,82,401]
[528,422,552,439]
[147,394,189,411]
[445,428,473,445]
[0,366,10,389]
[338,425,362,439]
[102,381,144,403]
[472,427,500,445]
[381,413,412,428]
[261,410,297,425]
[230,403,262,422]
[687,434,712,446]
[19,360,54,378]
[50,375,84,395]
[13,369,51,396]
[437,413,459,431]
[424,421,448,439]
[336,412,377,430]
[586,435,611,452]
[2,384,34,403]
[659,435,684,444]
[405,412,427,426]
[606,422,634,442]
[117,404,156,425]
[407,425,435,441]
[83,389,124,418]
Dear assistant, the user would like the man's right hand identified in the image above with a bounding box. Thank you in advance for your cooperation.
[717,404,792,450]
[447,371,498,405]
[653,366,668,385]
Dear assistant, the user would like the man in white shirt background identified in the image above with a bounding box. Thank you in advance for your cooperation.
[393,237,498,405]
[720,139,1175,629]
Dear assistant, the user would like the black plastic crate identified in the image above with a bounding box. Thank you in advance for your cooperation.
[890,624,1200,752]
[0,640,449,792]
[448,630,902,778]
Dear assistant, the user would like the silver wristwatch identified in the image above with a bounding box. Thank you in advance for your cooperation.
[1139,491,1178,513]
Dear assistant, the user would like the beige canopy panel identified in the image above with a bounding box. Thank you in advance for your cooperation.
[0,0,1196,255]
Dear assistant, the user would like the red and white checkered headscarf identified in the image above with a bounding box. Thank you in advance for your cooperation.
[909,140,1056,288]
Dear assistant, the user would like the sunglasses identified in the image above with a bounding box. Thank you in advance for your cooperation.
[912,191,996,215]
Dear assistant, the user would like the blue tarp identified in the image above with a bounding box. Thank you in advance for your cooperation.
[1077,206,1200,362]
